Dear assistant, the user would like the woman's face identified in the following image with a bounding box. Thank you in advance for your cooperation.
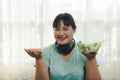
[53,20,75,45]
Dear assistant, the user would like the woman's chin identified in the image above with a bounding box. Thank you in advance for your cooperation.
[57,41,67,45]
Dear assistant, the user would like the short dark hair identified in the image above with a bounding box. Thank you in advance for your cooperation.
[53,13,76,30]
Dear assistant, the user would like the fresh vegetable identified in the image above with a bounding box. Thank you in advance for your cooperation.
[77,41,101,53]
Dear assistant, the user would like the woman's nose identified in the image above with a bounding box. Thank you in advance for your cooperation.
[59,30,64,35]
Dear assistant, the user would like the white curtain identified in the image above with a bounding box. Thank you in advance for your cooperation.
[0,0,120,80]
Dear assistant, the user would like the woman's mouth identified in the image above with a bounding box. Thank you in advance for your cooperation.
[58,37,66,41]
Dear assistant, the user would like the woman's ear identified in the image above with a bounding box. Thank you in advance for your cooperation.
[74,29,76,33]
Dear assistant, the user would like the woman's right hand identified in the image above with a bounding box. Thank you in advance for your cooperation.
[24,48,42,59]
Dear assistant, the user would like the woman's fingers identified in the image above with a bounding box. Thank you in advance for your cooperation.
[24,48,42,59]
[24,49,30,54]
[82,52,97,60]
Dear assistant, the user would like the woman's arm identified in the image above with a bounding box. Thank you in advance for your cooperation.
[35,57,49,80]
[85,58,102,80]
[24,48,49,80]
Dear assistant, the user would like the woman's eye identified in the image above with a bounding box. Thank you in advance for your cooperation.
[55,28,59,31]
[64,28,68,30]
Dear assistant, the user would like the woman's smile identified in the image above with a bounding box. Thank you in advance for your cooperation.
[58,36,66,41]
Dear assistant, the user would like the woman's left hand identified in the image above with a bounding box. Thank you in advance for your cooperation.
[82,52,97,60]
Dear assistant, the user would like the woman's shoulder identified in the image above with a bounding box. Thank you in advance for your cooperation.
[42,43,56,54]
[43,43,55,50]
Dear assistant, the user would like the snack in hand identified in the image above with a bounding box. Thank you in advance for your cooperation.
[77,41,101,53]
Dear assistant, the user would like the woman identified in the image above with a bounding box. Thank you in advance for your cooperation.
[25,13,102,80]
